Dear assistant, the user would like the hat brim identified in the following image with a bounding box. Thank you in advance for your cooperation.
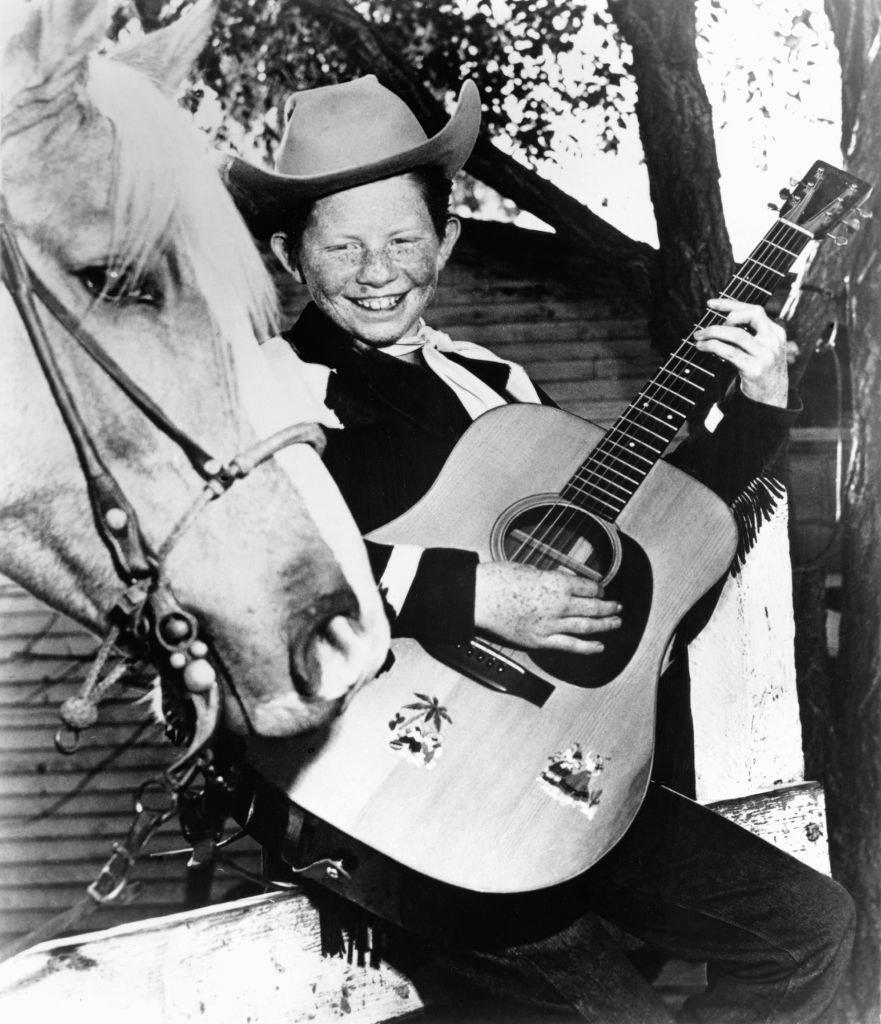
[221,81,481,240]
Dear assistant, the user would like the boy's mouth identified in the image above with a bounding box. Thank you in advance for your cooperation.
[349,293,405,312]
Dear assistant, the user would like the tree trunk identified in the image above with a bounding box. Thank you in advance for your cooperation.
[289,0,658,296]
[831,39,881,1021]
[786,3,881,1019]
[609,0,733,352]
[791,565,834,784]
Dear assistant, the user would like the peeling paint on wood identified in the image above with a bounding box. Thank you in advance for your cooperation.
[0,892,428,1024]
[689,498,806,802]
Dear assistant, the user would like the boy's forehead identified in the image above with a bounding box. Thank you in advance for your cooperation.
[306,175,432,234]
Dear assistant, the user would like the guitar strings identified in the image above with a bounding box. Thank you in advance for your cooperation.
[564,220,802,513]
[517,218,804,570]
[511,217,804,572]
[506,218,808,584]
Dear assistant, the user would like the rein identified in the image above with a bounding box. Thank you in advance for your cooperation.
[0,209,327,957]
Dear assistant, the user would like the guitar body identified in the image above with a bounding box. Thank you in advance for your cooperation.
[247,404,738,894]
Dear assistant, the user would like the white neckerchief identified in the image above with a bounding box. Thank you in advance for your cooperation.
[382,322,541,419]
[262,321,542,428]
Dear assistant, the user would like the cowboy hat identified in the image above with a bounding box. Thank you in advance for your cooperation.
[221,75,481,238]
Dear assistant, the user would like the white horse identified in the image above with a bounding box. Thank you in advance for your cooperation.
[0,0,389,744]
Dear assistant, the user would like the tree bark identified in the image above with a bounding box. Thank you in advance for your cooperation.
[288,0,658,296]
[825,0,881,153]
[831,39,881,1021]
[786,4,881,1019]
[792,566,835,784]
[608,0,733,352]
[786,0,881,389]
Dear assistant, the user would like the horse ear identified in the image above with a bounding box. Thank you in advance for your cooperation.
[2,0,107,102]
[113,0,216,97]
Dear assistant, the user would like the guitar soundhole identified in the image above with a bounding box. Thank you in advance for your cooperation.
[499,501,619,583]
[493,498,653,688]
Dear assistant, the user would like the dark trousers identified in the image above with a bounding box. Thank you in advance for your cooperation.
[386,783,855,1024]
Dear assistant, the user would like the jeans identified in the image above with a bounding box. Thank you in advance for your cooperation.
[385,783,855,1024]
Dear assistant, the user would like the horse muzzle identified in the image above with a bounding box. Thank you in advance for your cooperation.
[235,585,389,738]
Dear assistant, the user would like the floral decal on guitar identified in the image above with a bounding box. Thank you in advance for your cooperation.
[388,693,452,767]
[540,744,609,818]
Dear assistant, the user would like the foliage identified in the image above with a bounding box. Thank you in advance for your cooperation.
[125,0,632,165]
[695,0,838,170]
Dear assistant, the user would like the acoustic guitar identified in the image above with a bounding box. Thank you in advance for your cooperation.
[246,162,871,898]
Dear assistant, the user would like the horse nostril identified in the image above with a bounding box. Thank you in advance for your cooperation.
[289,586,362,697]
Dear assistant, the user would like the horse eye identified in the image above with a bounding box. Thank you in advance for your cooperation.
[75,264,163,306]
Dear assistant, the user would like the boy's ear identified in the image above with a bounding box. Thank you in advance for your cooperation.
[270,233,303,282]
[437,216,461,272]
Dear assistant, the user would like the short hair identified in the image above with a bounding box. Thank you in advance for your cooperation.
[280,167,454,260]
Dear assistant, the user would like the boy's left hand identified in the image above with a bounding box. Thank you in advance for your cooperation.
[694,298,794,408]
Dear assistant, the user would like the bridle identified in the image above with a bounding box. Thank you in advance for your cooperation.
[0,207,327,771]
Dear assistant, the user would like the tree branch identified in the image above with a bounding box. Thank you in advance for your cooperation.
[609,0,733,351]
[289,0,657,295]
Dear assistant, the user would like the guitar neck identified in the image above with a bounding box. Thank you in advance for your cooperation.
[560,218,813,520]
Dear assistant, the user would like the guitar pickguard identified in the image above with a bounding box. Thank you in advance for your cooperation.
[529,529,652,687]
[487,495,654,687]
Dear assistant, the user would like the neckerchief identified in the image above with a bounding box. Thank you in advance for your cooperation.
[382,321,541,418]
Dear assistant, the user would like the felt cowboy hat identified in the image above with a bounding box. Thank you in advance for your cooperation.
[221,75,481,238]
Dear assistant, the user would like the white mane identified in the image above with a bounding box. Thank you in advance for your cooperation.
[86,54,277,340]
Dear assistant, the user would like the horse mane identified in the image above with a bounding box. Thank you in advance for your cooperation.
[86,54,277,340]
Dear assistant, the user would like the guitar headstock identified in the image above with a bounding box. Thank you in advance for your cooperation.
[778,161,872,243]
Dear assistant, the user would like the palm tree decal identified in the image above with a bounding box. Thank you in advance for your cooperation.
[388,693,452,767]
[404,693,452,730]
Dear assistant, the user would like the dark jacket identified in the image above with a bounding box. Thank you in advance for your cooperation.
[286,303,799,792]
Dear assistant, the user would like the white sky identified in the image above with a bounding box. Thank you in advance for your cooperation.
[188,0,844,262]
[508,0,843,260]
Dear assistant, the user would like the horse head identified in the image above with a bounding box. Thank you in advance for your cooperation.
[0,0,390,742]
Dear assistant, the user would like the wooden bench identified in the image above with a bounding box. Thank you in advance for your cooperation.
[0,780,830,1024]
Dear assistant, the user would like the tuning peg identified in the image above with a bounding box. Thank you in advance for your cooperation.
[789,177,799,187]
[830,231,849,247]
[857,207,873,219]
[844,216,863,231]
[779,188,792,201]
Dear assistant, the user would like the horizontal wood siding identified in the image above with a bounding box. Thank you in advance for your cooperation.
[0,580,261,949]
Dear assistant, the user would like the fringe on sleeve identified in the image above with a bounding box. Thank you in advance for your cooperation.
[729,474,787,576]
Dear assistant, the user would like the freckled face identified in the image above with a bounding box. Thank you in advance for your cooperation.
[292,175,458,349]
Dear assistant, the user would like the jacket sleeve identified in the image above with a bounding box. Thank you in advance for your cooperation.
[367,540,479,642]
[665,385,801,504]
[666,385,800,647]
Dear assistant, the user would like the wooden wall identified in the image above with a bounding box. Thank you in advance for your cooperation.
[0,579,267,950]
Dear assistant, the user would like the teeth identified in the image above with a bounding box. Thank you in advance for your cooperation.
[353,295,400,311]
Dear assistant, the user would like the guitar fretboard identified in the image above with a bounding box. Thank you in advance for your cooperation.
[560,219,812,520]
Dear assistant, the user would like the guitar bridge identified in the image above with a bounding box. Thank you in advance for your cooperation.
[420,637,554,707]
